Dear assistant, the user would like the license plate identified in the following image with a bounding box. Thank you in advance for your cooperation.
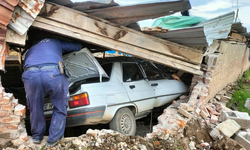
[44,102,54,110]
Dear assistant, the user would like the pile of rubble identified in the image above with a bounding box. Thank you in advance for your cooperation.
[150,80,250,150]
[2,83,249,150]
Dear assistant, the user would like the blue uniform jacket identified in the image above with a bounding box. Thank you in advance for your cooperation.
[24,38,82,69]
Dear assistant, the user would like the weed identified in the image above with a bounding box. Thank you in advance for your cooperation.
[227,69,250,115]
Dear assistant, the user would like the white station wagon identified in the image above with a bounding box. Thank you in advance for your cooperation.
[43,48,187,136]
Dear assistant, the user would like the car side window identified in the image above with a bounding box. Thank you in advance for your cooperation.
[140,61,163,80]
[123,63,144,82]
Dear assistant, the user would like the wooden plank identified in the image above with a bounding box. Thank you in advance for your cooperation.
[229,33,247,42]
[38,2,203,65]
[5,28,27,46]
[32,18,203,75]
[141,26,169,34]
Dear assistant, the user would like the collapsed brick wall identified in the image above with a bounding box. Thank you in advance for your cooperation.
[0,79,28,149]
[189,41,249,105]
[204,41,250,102]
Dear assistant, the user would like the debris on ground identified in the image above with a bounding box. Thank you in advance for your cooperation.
[2,82,250,150]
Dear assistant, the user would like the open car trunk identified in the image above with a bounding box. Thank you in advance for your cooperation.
[63,48,108,83]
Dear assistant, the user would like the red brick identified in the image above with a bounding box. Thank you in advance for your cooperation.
[0,125,7,132]
[179,95,187,100]
[0,97,10,105]
[201,64,215,71]
[205,119,211,125]
[7,124,19,129]
[204,77,212,84]
[2,115,20,124]
[20,132,28,142]
[194,106,201,116]
[206,106,220,116]
[11,99,18,107]
[0,110,9,117]
[0,87,5,99]
[1,103,13,110]
[201,110,209,119]
[205,71,213,78]
[14,104,26,116]
[178,107,192,119]
[210,115,219,124]
[180,103,188,110]
[6,93,14,101]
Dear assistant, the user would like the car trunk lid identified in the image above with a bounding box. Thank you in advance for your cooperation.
[63,48,108,83]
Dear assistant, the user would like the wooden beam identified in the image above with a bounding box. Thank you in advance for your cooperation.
[32,18,203,75]
[38,2,203,65]
[6,28,27,46]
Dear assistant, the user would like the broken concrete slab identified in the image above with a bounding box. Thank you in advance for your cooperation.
[217,119,240,137]
[244,98,250,110]
[234,131,250,150]
[210,119,241,140]
[210,128,223,140]
[219,111,250,129]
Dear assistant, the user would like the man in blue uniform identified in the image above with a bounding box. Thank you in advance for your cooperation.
[22,38,82,147]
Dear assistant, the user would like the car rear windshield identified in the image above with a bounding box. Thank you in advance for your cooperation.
[69,63,112,94]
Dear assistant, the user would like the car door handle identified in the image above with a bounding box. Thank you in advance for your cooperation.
[151,83,158,86]
[129,85,135,89]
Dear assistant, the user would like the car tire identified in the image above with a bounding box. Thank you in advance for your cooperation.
[109,107,136,136]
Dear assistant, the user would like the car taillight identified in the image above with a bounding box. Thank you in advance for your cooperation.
[69,93,90,108]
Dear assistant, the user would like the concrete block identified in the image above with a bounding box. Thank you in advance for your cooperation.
[205,53,219,67]
[210,128,223,140]
[234,131,250,150]
[219,111,250,129]
[245,98,250,110]
[217,119,241,137]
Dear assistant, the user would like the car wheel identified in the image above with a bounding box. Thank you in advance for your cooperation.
[109,107,136,136]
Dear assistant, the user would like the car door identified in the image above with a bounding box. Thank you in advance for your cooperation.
[139,61,187,107]
[121,62,156,113]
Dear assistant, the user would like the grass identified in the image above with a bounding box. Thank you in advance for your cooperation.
[227,69,250,115]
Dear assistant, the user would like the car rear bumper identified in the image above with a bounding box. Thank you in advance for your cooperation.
[44,105,106,127]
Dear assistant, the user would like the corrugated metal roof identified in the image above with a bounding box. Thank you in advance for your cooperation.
[149,26,207,46]
[0,0,19,70]
[8,0,45,35]
[84,0,191,26]
[146,11,236,46]
[196,11,235,46]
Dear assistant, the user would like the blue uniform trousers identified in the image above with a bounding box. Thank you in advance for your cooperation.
[22,68,69,142]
